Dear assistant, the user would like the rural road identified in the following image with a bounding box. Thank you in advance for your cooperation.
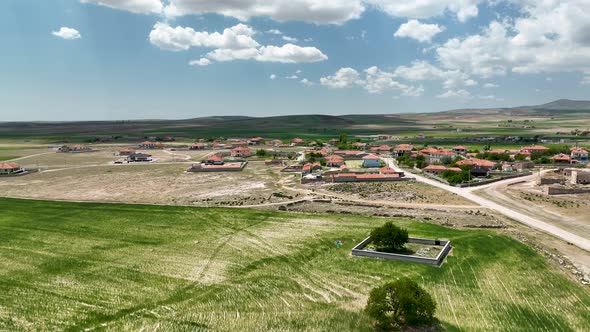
[383,158,590,252]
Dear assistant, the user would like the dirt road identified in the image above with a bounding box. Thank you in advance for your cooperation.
[383,158,590,252]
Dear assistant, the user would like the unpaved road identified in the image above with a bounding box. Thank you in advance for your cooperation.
[383,158,590,252]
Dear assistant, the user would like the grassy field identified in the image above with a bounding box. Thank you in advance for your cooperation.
[0,198,589,331]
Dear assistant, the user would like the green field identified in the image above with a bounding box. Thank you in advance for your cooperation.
[1,198,589,331]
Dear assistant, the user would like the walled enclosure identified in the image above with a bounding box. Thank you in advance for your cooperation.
[351,237,452,266]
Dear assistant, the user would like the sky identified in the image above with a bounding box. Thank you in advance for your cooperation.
[1,0,590,121]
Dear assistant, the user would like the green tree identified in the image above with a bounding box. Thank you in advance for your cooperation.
[366,278,436,331]
[370,222,409,251]
[256,149,267,157]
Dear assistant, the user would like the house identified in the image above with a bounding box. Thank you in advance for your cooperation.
[203,154,224,165]
[326,155,345,167]
[247,137,264,145]
[190,143,207,150]
[379,167,404,177]
[352,142,367,149]
[551,153,571,164]
[420,148,456,164]
[292,138,305,145]
[393,144,413,157]
[369,145,391,154]
[302,162,321,174]
[333,150,369,159]
[423,165,462,175]
[162,136,175,142]
[571,147,589,163]
[229,141,248,148]
[521,145,549,154]
[119,148,136,156]
[271,139,283,147]
[127,153,152,162]
[0,162,24,175]
[139,141,163,149]
[231,146,252,158]
[456,158,496,176]
[452,146,468,154]
[501,163,514,172]
[362,154,381,168]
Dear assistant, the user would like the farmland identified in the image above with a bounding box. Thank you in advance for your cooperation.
[1,198,589,331]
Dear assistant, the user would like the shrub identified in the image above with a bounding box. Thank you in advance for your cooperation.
[370,222,408,251]
[366,278,436,331]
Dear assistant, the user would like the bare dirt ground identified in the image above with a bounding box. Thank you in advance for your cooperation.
[0,162,299,207]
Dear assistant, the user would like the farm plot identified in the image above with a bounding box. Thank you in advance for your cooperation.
[0,198,588,331]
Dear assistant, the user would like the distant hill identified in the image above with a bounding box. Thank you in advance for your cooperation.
[441,99,590,116]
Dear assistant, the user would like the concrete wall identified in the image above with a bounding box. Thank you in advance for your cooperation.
[544,186,590,195]
[571,170,590,185]
[538,177,564,185]
[351,237,451,266]
[458,172,533,188]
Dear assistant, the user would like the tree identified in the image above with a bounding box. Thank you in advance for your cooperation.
[256,149,267,157]
[366,278,436,331]
[370,222,409,251]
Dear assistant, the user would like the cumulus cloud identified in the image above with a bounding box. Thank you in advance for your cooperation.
[149,22,258,51]
[320,67,361,89]
[149,23,327,64]
[483,83,499,88]
[300,78,313,86]
[437,89,471,98]
[267,29,282,35]
[368,0,480,22]
[320,66,422,95]
[164,0,365,24]
[189,58,211,66]
[393,60,477,89]
[282,35,298,42]
[52,27,81,40]
[394,19,444,43]
[270,74,277,80]
[436,1,590,78]
[80,0,162,14]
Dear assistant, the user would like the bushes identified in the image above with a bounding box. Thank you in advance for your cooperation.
[366,277,436,331]
[370,222,408,251]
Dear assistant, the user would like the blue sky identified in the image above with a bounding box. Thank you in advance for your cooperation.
[1,0,589,121]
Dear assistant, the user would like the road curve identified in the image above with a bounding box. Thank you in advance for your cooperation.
[383,158,590,252]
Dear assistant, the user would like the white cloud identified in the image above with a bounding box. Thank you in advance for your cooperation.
[300,78,313,86]
[149,23,327,64]
[394,19,444,43]
[437,89,471,98]
[286,75,299,79]
[282,35,298,42]
[436,1,590,78]
[189,58,211,66]
[477,94,495,99]
[52,27,81,40]
[80,0,162,14]
[368,0,480,22]
[267,29,282,35]
[483,83,499,88]
[321,66,422,95]
[149,22,259,52]
[270,74,277,80]
[393,60,477,89]
[164,0,365,24]
[320,67,361,89]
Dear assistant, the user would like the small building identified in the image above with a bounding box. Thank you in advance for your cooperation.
[190,143,207,150]
[423,165,462,175]
[302,162,321,174]
[203,154,224,165]
[271,139,283,147]
[362,154,381,168]
[326,155,345,167]
[571,147,589,163]
[127,153,152,162]
[393,144,413,157]
[456,158,496,176]
[292,138,305,145]
[369,145,391,154]
[231,146,252,158]
[571,170,590,185]
[551,153,571,164]
[351,142,367,149]
[520,145,549,154]
[247,137,264,145]
[139,141,163,149]
[119,148,136,156]
[0,162,24,175]
[452,146,468,154]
